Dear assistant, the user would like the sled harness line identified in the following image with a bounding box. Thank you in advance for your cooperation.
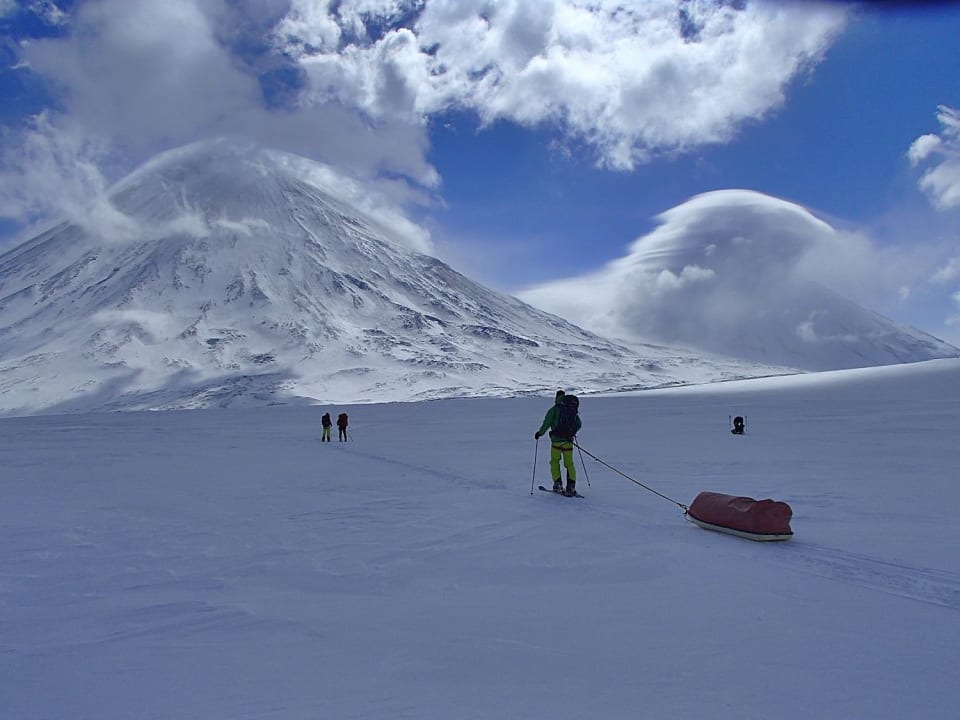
[574,442,689,513]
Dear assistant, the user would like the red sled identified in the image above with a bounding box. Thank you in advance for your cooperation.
[686,491,793,542]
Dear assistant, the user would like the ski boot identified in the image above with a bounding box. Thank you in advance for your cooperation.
[552,479,563,493]
[564,480,577,497]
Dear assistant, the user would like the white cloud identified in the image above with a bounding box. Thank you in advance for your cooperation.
[932,257,960,284]
[212,217,271,236]
[909,105,960,210]
[0,113,116,229]
[795,312,857,345]
[0,115,232,246]
[518,189,954,367]
[272,0,343,51]
[37,0,68,25]
[22,0,264,155]
[796,318,819,343]
[277,0,849,169]
[907,133,941,164]
[1,0,850,242]
[1,1,67,24]
[15,0,440,180]
[948,292,960,330]
[655,264,715,292]
[1,0,442,246]
[90,309,185,343]
[520,190,835,337]
[267,146,434,252]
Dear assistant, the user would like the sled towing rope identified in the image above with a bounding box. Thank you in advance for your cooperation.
[573,442,794,542]
[573,442,688,511]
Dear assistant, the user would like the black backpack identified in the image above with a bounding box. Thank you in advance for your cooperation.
[554,394,580,439]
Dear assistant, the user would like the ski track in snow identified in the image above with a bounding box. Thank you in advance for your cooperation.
[777,541,960,611]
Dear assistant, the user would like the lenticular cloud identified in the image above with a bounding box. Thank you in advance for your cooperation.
[518,190,955,370]
[908,105,960,210]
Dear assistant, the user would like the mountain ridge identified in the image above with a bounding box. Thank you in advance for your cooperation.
[0,140,785,416]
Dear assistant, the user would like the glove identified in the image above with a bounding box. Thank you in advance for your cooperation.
[534,432,541,439]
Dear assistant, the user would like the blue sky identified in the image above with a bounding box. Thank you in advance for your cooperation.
[425,4,960,285]
[1,0,959,347]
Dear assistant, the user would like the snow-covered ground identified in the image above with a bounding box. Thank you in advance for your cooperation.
[2,359,958,720]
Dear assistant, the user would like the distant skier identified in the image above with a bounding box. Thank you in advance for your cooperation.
[321,412,332,442]
[534,390,582,496]
[731,416,745,435]
[337,412,349,441]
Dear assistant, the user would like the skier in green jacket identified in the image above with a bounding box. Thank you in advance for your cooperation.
[535,390,582,496]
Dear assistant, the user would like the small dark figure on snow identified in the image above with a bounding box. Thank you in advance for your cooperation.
[337,412,349,441]
[731,416,745,435]
[535,390,582,496]
[321,412,332,442]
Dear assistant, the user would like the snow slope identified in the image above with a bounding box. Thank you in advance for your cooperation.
[2,358,957,720]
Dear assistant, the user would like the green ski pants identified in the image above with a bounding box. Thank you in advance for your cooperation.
[550,440,576,482]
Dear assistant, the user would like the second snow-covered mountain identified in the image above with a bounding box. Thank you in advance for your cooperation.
[0,140,765,414]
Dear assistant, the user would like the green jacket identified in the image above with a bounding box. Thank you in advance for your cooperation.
[537,397,581,441]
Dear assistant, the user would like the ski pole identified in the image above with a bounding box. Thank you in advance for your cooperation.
[575,439,591,488]
[529,436,539,495]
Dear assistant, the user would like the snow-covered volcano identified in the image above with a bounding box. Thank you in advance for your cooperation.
[520,190,958,371]
[0,141,773,415]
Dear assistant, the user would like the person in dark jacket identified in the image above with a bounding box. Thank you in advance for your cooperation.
[337,412,349,441]
[321,412,332,442]
[535,390,582,496]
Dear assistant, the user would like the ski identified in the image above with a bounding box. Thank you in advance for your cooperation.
[538,485,585,498]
